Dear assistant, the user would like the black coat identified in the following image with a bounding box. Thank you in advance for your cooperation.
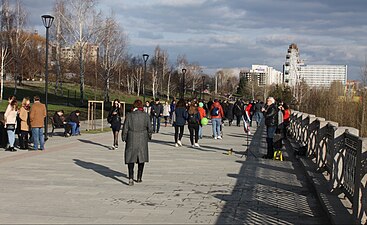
[151,103,163,117]
[225,103,234,120]
[233,101,244,116]
[122,110,153,164]
[264,103,278,127]
[68,111,80,124]
[53,113,64,127]
[108,107,122,126]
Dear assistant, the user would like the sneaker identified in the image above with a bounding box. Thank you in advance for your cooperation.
[217,136,222,140]
[114,145,118,149]
[214,137,218,140]
[110,146,115,150]
[128,179,134,186]
[175,143,179,147]
[191,145,196,148]
[177,140,182,146]
[194,143,200,148]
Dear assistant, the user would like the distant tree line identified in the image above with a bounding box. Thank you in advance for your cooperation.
[0,0,242,104]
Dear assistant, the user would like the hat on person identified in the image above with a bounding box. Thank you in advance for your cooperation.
[199,102,204,107]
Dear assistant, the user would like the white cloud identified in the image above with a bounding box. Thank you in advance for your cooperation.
[19,0,367,80]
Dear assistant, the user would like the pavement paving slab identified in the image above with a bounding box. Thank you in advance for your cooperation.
[0,122,329,224]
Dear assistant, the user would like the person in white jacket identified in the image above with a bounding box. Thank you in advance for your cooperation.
[163,101,171,127]
[4,96,18,152]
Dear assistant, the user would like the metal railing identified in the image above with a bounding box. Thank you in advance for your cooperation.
[288,111,365,224]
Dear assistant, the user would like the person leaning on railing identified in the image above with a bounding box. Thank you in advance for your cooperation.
[262,97,278,159]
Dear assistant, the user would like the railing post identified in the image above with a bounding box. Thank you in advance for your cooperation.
[330,127,358,190]
[358,138,367,224]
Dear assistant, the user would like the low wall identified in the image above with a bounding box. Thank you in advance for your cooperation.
[288,111,367,224]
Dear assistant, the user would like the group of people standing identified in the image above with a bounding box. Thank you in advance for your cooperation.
[2,95,82,152]
[262,97,290,159]
[3,95,46,151]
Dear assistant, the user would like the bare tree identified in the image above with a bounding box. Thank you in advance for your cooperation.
[8,0,29,95]
[151,46,169,99]
[58,0,100,103]
[0,0,11,101]
[98,15,127,102]
[360,58,367,136]
[52,0,67,96]
[129,56,143,96]
[187,63,202,97]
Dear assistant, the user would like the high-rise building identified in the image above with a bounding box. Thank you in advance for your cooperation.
[239,65,283,86]
[283,43,347,88]
[60,42,99,63]
[299,65,347,87]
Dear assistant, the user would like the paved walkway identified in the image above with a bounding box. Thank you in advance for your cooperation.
[0,123,329,224]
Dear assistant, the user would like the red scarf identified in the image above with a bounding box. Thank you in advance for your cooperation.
[133,107,144,112]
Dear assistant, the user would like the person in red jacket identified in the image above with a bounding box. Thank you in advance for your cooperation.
[245,102,252,126]
[281,103,290,139]
[210,99,224,139]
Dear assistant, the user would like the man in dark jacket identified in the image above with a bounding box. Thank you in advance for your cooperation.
[53,110,71,136]
[253,100,264,127]
[263,97,278,159]
[233,99,244,126]
[151,98,163,133]
[67,110,81,136]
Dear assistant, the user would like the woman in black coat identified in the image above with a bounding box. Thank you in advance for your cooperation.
[108,99,123,150]
[173,99,188,147]
[226,101,234,126]
[122,99,153,186]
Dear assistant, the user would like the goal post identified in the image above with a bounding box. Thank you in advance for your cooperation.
[87,100,104,131]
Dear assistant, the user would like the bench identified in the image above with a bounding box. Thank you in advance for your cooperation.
[50,117,66,137]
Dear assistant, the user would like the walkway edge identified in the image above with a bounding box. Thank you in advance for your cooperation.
[298,156,353,224]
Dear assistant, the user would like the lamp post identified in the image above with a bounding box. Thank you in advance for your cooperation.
[181,68,187,99]
[41,14,54,139]
[143,54,149,102]
[201,76,205,100]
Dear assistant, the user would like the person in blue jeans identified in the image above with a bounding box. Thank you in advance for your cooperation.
[68,110,81,136]
[263,97,278,159]
[32,128,45,150]
[210,99,224,139]
[151,98,163,133]
[29,96,47,150]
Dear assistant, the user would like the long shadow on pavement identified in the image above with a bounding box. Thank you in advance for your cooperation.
[77,139,111,150]
[73,159,129,185]
[214,125,329,224]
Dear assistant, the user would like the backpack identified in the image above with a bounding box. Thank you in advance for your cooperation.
[211,107,219,116]
[188,113,198,125]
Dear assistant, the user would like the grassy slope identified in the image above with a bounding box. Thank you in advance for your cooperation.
[0,82,144,121]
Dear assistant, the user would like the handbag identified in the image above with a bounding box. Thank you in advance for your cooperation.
[6,124,15,130]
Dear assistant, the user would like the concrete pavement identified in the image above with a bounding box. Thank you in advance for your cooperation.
[0,123,329,224]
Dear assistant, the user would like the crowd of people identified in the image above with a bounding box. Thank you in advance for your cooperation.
[1,95,81,152]
[119,96,290,185]
[1,94,290,186]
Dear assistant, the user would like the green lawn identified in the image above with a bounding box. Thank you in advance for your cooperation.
[0,82,148,121]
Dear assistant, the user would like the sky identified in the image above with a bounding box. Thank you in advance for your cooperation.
[21,0,367,80]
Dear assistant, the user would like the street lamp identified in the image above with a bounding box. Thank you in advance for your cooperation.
[201,76,205,100]
[41,14,54,139]
[181,68,187,99]
[143,54,149,102]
